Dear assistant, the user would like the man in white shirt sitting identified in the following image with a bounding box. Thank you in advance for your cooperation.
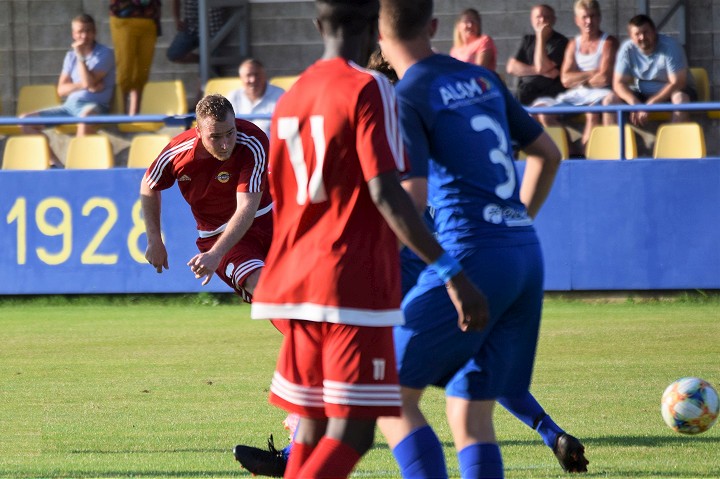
[228,58,285,137]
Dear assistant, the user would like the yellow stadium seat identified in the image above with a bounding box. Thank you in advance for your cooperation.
[17,84,61,114]
[204,77,243,98]
[0,84,61,136]
[269,75,299,91]
[65,135,114,169]
[690,67,710,102]
[517,126,570,161]
[2,135,51,170]
[586,125,637,160]
[653,122,706,159]
[126,133,171,168]
[543,126,570,160]
[119,80,188,133]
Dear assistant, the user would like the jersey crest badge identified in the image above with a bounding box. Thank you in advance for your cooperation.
[216,172,231,183]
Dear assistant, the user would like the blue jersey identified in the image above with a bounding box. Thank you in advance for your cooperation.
[396,54,543,250]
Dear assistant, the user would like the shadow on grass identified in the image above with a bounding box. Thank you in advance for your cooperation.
[500,434,720,447]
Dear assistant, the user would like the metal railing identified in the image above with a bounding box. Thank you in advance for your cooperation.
[0,114,272,131]
[1,101,717,161]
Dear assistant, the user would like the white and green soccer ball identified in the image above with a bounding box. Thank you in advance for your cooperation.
[661,377,719,435]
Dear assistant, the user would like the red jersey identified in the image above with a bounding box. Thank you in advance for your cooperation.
[144,119,272,238]
[251,58,406,326]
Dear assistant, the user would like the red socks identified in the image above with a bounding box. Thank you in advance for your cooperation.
[284,442,315,478]
[287,437,361,478]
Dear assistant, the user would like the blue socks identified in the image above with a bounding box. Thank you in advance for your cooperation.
[498,392,563,448]
[392,425,447,478]
[281,443,292,460]
[534,413,563,448]
[458,443,503,479]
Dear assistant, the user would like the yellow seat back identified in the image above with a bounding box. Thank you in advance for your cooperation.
[2,135,51,170]
[65,135,114,169]
[517,126,570,161]
[17,84,62,114]
[653,122,706,159]
[127,134,171,168]
[0,84,61,136]
[269,75,299,91]
[119,80,188,133]
[204,77,243,98]
[586,125,637,160]
[543,126,570,160]
[689,67,710,102]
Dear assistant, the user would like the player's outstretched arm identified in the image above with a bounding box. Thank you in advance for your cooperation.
[368,171,489,332]
[140,180,169,273]
[519,132,561,218]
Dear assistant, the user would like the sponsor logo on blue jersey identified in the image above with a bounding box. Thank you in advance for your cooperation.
[483,203,533,227]
[439,76,495,107]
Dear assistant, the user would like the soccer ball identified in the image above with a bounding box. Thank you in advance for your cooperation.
[661,377,719,435]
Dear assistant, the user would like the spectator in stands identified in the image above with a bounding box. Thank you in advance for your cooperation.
[227,58,285,137]
[532,0,618,146]
[21,14,115,168]
[603,14,696,126]
[109,0,162,115]
[449,8,497,71]
[167,0,226,64]
[506,4,568,106]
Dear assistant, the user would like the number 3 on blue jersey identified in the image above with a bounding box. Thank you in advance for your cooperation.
[470,114,516,200]
[277,115,328,205]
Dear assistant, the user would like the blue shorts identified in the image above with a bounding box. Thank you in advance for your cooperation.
[37,101,108,117]
[395,242,544,400]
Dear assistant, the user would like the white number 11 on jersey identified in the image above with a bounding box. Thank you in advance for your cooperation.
[277,116,328,205]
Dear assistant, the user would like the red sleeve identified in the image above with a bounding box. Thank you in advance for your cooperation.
[233,119,270,194]
[143,134,193,191]
[355,74,407,182]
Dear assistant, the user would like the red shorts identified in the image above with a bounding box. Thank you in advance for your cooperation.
[269,320,401,419]
[196,231,269,302]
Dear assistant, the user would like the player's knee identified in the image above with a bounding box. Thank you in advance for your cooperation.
[327,418,375,454]
[241,267,263,295]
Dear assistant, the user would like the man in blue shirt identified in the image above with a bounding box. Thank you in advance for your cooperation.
[376,0,562,477]
[21,14,115,167]
[602,14,696,126]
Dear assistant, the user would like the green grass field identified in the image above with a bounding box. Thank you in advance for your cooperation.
[1,294,719,478]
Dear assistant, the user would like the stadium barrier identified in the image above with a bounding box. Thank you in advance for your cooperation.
[0,104,718,294]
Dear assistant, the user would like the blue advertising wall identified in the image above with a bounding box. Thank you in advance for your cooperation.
[1,159,719,294]
[0,169,231,294]
[528,159,720,290]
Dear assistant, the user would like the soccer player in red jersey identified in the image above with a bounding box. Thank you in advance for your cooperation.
[140,94,272,302]
[249,1,488,477]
